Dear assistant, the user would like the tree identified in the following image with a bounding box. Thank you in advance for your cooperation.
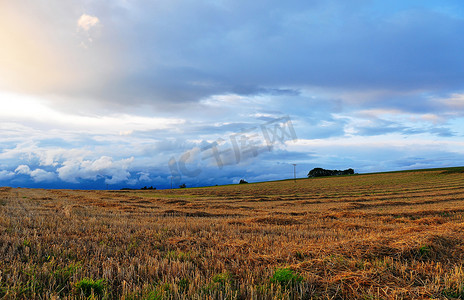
[307,168,355,177]
[239,179,248,184]
[344,168,354,175]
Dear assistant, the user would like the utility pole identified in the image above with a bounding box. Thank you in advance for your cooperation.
[292,164,297,183]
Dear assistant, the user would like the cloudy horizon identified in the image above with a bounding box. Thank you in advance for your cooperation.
[1,0,464,189]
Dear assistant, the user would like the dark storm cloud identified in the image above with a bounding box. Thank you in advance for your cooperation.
[8,0,460,110]
[112,2,464,107]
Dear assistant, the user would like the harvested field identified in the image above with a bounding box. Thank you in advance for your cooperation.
[1,168,464,299]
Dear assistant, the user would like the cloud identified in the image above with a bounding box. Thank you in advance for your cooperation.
[428,127,456,137]
[0,170,15,181]
[15,165,31,175]
[1,1,464,189]
[29,169,57,182]
[57,156,134,184]
[1,1,464,113]
[289,137,464,174]
[77,14,99,31]
[438,93,464,116]
[137,172,151,182]
[14,165,56,182]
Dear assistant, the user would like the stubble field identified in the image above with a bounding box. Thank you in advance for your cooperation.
[2,168,464,299]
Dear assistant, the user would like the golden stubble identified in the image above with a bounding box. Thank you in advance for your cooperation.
[1,169,464,299]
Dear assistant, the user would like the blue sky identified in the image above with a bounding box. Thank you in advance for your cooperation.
[1,0,464,189]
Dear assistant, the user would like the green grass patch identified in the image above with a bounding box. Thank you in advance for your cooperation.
[270,268,303,286]
[74,278,106,298]
[212,272,233,285]
[418,245,432,258]
[442,286,464,299]
[53,263,81,296]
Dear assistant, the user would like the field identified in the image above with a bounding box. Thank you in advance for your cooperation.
[2,168,464,299]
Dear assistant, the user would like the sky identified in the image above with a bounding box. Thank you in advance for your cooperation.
[1,0,464,189]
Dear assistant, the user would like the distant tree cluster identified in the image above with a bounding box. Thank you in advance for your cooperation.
[307,168,354,178]
[239,179,248,184]
[141,186,156,190]
[120,186,156,190]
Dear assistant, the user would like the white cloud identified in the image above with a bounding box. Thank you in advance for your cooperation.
[419,114,444,124]
[0,141,91,169]
[29,169,56,182]
[440,93,464,111]
[77,14,99,31]
[119,130,133,136]
[57,156,134,184]
[0,92,186,134]
[14,164,56,182]
[0,170,15,181]
[15,165,31,175]
[290,137,464,150]
[138,172,151,182]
